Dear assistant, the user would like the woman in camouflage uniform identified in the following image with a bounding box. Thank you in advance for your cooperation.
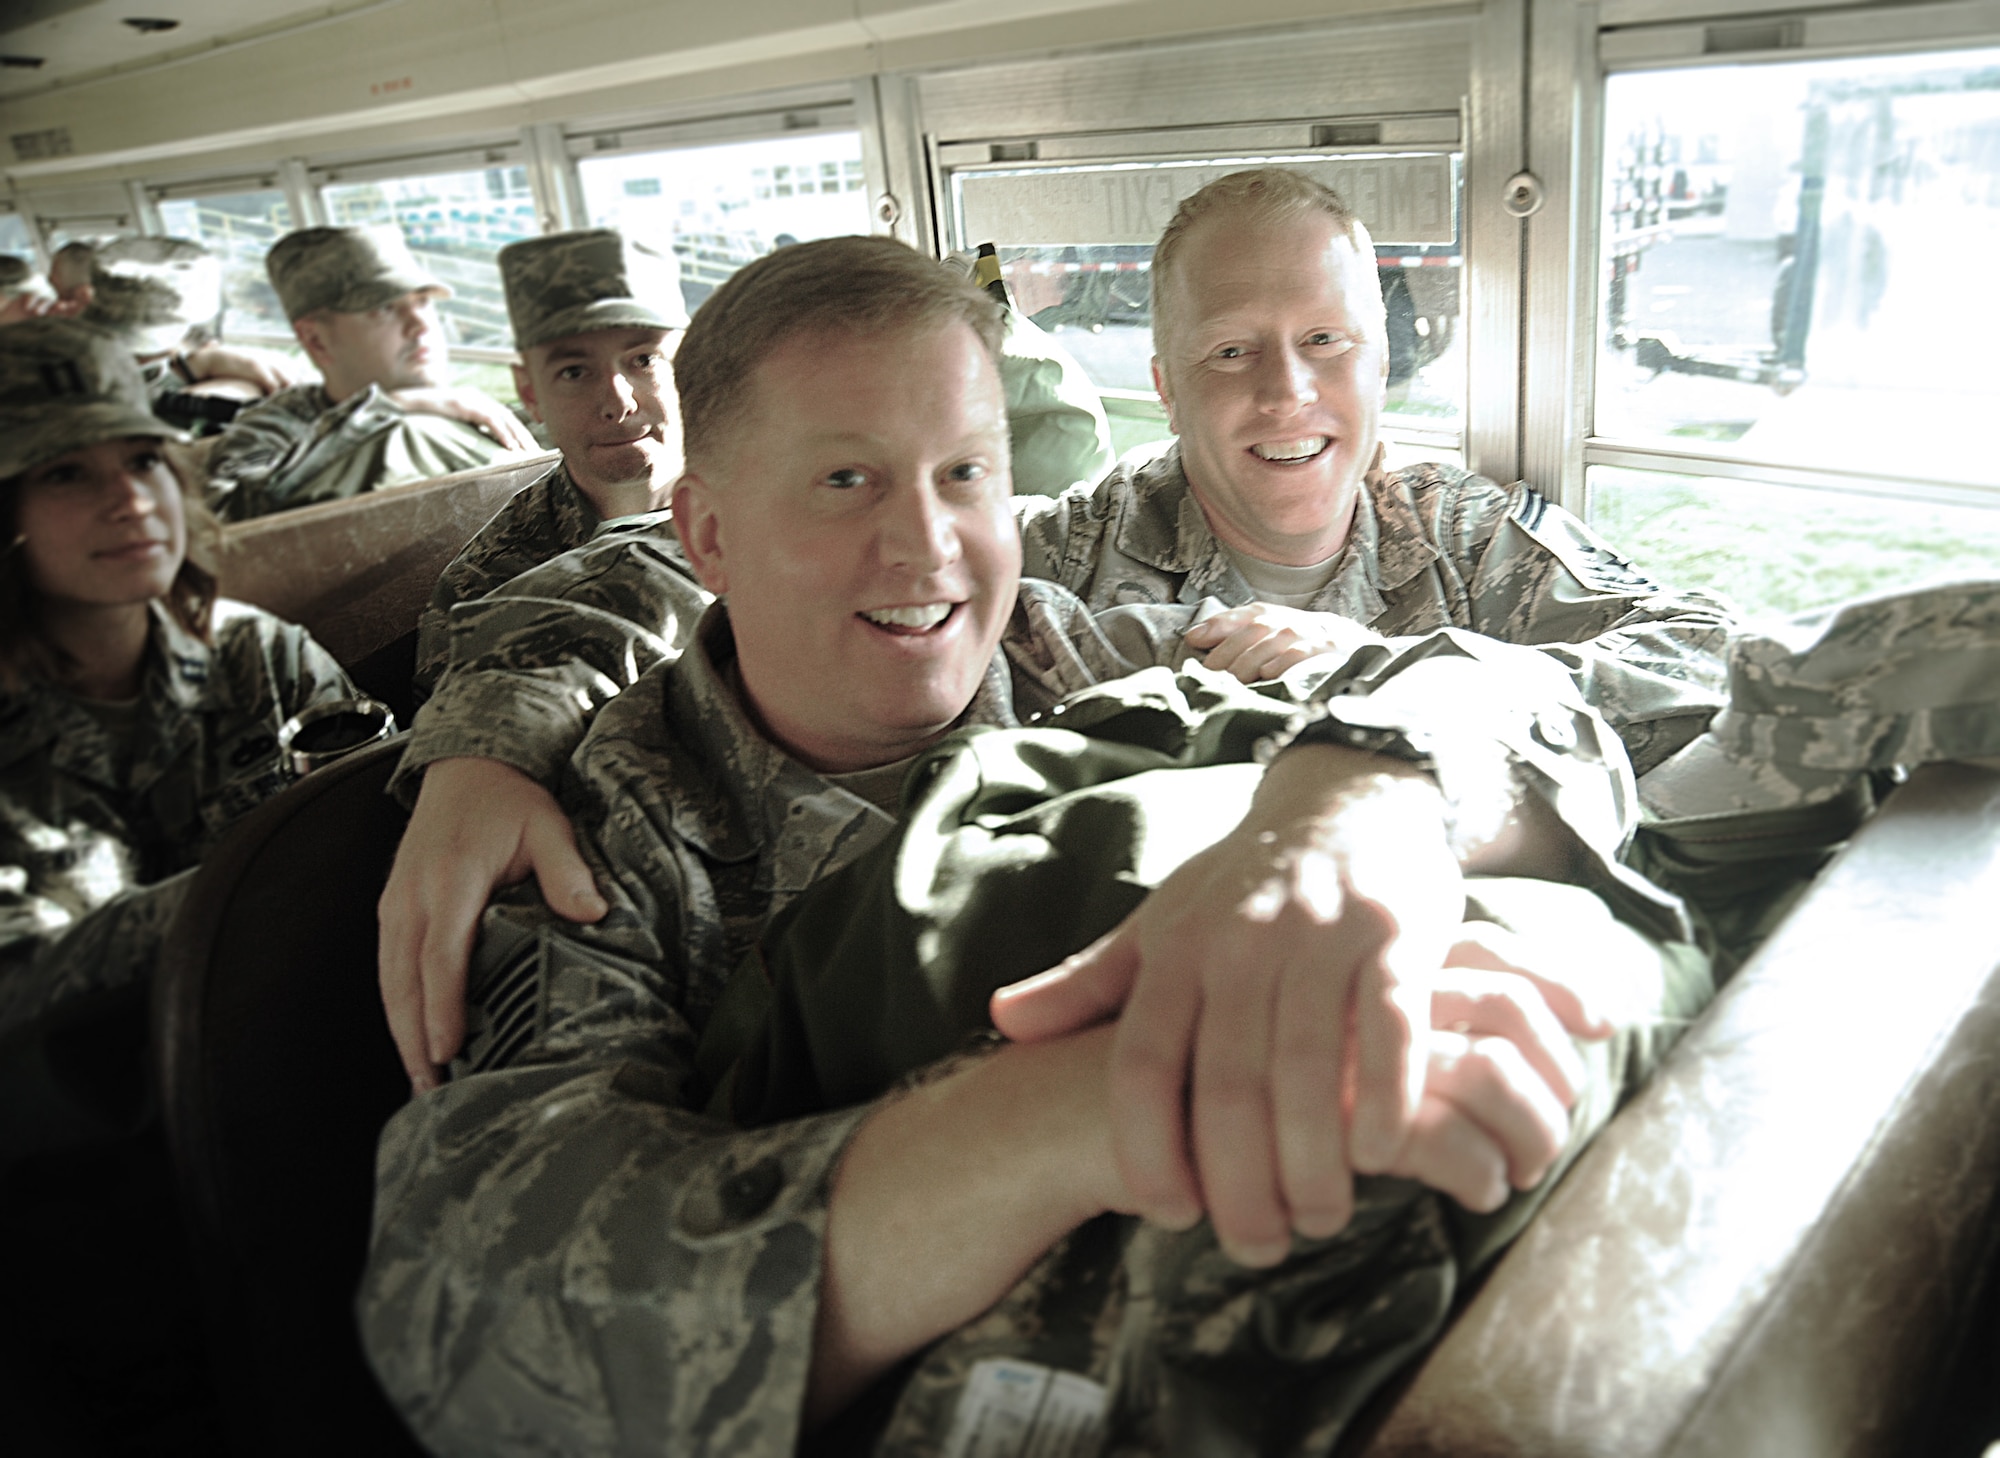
[0,317,355,1151]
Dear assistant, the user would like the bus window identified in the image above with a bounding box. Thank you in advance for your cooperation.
[575,131,871,312]
[319,164,537,350]
[942,151,1464,468]
[0,211,34,261]
[1590,46,2000,613]
[155,189,294,339]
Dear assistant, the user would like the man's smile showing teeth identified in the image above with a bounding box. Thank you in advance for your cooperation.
[1251,437,1330,462]
[860,603,955,632]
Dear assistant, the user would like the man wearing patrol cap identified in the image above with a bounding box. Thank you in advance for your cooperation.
[205,223,536,522]
[80,235,305,430]
[411,227,693,696]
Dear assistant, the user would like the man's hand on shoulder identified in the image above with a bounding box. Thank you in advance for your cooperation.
[992,743,1462,1266]
[387,386,541,453]
[378,756,607,1092]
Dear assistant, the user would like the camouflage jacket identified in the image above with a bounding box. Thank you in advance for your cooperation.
[412,460,601,701]
[205,382,516,523]
[394,451,1732,802]
[0,601,353,1038]
[1017,445,1737,777]
[361,584,1671,1455]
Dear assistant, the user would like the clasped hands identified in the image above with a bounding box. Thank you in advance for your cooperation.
[992,744,1608,1267]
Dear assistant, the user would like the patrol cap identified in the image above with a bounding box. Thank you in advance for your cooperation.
[0,318,186,481]
[0,255,33,293]
[80,236,223,355]
[499,228,689,351]
[266,224,450,320]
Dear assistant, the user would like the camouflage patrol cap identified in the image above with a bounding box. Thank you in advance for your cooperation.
[0,318,185,480]
[499,228,689,350]
[266,224,450,320]
[80,236,223,355]
[0,256,33,293]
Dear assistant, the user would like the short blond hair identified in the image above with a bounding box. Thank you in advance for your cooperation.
[1150,168,1380,350]
[676,235,1005,472]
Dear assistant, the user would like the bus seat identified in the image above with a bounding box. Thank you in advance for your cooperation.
[153,737,425,1457]
[215,449,558,675]
[1350,761,2000,1458]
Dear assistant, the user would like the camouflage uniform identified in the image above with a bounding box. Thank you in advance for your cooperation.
[392,450,1730,800]
[361,585,1691,1455]
[205,224,519,521]
[1017,444,1737,777]
[1629,578,2000,972]
[0,601,354,1145]
[409,230,689,698]
[412,461,602,696]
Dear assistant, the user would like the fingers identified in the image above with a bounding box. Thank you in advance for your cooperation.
[989,927,1135,1042]
[1270,940,1353,1240]
[416,869,489,1070]
[1191,957,1287,1265]
[1447,922,1611,1039]
[1412,1031,1571,1198]
[1341,898,1426,1173]
[377,864,440,1093]
[524,812,608,924]
[1430,967,1586,1108]
[1108,942,1204,1230]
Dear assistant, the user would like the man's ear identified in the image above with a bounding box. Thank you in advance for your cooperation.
[291,315,332,372]
[673,472,729,595]
[513,358,543,423]
[1151,356,1179,436]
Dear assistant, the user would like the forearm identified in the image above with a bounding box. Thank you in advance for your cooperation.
[811,1028,1118,1424]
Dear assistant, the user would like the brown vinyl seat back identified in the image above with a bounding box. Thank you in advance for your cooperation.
[1352,762,2000,1458]
[214,451,558,719]
[153,738,425,1457]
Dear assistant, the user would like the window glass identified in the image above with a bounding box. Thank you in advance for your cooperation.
[0,212,33,260]
[578,131,870,311]
[948,154,1465,450]
[156,190,293,339]
[320,166,536,348]
[1597,50,2000,489]
[1589,464,2000,618]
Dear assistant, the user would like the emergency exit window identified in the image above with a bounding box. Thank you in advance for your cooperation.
[320,166,536,350]
[577,132,870,313]
[1595,48,2000,490]
[156,190,293,340]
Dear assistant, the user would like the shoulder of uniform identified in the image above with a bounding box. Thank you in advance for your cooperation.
[1494,486,1663,593]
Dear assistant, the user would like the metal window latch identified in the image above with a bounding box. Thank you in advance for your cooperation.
[1502,170,1545,218]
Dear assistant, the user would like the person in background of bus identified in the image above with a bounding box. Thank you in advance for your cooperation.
[359,236,1704,1453]
[204,223,537,522]
[0,256,60,325]
[47,239,103,309]
[80,236,309,422]
[412,227,692,700]
[0,318,355,1153]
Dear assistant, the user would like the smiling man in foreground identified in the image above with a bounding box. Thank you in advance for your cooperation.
[358,236,1709,1454]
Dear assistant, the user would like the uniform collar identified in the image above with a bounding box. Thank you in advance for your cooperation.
[663,603,1017,877]
[1113,442,1442,620]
